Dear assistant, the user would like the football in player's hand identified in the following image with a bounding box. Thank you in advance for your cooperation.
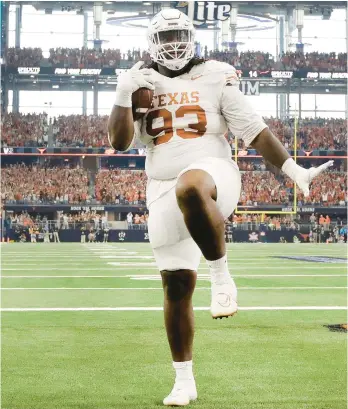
[132,88,154,120]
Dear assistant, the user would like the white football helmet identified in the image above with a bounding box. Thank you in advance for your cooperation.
[148,8,195,71]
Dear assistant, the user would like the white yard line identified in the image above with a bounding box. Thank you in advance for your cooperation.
[2,258,328,266]
[2,306,347,312]
[1,263,93,266]
[0,261,300,266]
[1,255,139,259]
[1,262,346,271]
[2,251,345,256]
[2,274,346,278]
[100,256,154,259]
[2,287,347,290]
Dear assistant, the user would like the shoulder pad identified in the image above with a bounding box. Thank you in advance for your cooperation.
[202,60,240,85]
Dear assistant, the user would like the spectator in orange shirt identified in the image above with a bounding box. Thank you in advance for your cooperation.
[325,215,331,231]
[275,219,281,231]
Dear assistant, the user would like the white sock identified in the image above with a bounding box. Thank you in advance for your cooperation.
[207,254,228,271]
[173,361,194,382]
[207,255,231,284]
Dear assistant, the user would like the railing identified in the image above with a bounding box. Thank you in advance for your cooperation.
[226,221,344,233]
[7,219,149,231]
[127,223,147,230]
[8,219,344,233]
[3,199,147,206]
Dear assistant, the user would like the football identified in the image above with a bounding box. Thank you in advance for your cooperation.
[132,87,154,120]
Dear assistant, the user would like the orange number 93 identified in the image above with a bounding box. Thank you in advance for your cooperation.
[146,105,207,146]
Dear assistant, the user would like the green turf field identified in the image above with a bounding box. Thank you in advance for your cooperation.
[2,243,347,409]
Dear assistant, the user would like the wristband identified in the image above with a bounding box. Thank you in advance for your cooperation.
[281,158,305,181]
[114,91,132,108]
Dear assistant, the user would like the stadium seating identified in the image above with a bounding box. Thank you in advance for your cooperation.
[1,166,346,207]
[1,164,90,204]
[1,113,49,147]
[5,47,43,67]
[227,213,301,230]
[52,115,109,148]
[95,169,147,205]
[240,171,346,206]
[7,210,109,231]
[4,47,347,72]
[1,113,346,151]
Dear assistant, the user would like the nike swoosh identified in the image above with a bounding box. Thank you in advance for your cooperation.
[217,294,231,308]
[191,75,203,80]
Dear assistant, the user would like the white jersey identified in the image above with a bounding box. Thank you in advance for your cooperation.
[134,60,267,180]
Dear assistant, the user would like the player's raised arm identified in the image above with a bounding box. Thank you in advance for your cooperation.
[108,61,154,151]
[220,72,333,197]
[250,128,333,196]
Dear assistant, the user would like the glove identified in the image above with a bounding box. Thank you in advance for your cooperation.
[282,158,334,197]
[115,61,155,108]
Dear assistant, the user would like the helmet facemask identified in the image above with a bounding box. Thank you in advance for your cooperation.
[149,29,195,71]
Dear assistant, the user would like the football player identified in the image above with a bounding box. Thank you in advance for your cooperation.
[108,8,333,406]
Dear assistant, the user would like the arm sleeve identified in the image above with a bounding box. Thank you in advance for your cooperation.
[221,82,268,147]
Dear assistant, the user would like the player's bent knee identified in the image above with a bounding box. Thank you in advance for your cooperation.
[176,170,216,208]
[161,270,197,302]
[176,183,202,209]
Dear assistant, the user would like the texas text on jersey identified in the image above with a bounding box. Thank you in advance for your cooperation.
[135,59,267,180]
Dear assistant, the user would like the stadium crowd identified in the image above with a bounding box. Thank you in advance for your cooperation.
[1,112,347,151]
[1,113,49,147]
[47,47,152,68]
[6,210,108,230]
[55,210,108,229]
[3,166,345,206]
[95,169,147,205]
[5,47,43,67]
[6,211,40,228]
[264,117,347,151]
[227,117,347,151]
[240,171,346,206]
[298,171,346,206]
[126,211,149,229]
[4,47,347,72]
[52,115,109,148]
[1,164,90,204]
[227,213,300,230]
[240,171,293,205]
[210,50,347,72]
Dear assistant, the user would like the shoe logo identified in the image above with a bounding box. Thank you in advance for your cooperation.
[217,293,231,308]
[191,74,203,80]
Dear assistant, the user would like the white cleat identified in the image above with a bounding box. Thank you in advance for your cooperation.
[163,380,197,406]
[211,277,238,319]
